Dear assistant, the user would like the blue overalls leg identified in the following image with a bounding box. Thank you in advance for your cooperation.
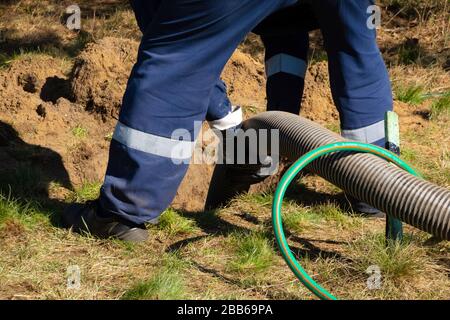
[312,0,393,146]
[255,0,393,213]
[99,0,298,224]
[130,0,238,130]
[253,3,313,114]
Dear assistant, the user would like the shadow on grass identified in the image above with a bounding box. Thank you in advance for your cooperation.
[166,207,351,298]
[284,178,353,213]
[0,28,94,60]
[288,235,350,262]
[168,170,355,258]
[0,121,72,226]
[180,209,253,235]
[0,0,133,61]
[165,209,252,253]
[185,259,303,300]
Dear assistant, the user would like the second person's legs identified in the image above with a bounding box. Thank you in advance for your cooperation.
[261,32,309,114]
[312,0,393,213]
[311,0,393,147]
[253,3,313,114]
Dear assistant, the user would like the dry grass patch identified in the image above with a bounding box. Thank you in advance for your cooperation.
[122,253,189,300]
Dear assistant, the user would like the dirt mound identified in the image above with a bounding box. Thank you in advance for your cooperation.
[302,62,339,124]
[70,37,267,119]
[70,37,139,119]
[0,54,71,112]
[222,50,266,108]
[0,54,112,188]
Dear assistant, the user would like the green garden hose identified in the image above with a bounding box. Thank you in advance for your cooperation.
[272,141,421,300]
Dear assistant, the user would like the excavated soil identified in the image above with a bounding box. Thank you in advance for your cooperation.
[0,36,438,211]
[70,37,139,119]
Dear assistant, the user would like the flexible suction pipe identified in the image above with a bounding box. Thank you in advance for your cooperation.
[240,111,449,240]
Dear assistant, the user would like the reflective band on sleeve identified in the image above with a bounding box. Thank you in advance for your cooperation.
[208,106,243,131]
[113,122,195,160]
[341,120,385,144]
[265,54,307,78]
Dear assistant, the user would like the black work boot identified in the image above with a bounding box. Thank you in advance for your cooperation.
[63,201,149,242]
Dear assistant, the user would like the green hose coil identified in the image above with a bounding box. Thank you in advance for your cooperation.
[272,142,421,300]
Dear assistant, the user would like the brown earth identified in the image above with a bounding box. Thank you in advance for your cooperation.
[70,37,138,119]
[302,62,339,124]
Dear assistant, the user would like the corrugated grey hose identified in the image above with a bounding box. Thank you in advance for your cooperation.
[207,111,450,240]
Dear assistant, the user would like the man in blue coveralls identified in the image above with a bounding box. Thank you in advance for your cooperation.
[64,0,393,242]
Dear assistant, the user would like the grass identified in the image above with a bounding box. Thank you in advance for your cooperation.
[398,42,421,65]
[309,49,329,65]
[68,182,101,203]
[238,192,273,208]
[156,209,198,237]
[401,148,418,163]
[282,209,318,233]
[0,194,48,231]
[0,52,15,69]
[71,125,88,139]
[317,204,362,228]
[430,92,450,120]
[122,254,188,300]
[395,85,425,105]
[348,233,430,280]
[122,269,186,300]
[0,48,37,69]
[402,124,449,186]
[283,203,363,231]
[104,132,114,141]
[227,231,275,274]
[325,122,341,134]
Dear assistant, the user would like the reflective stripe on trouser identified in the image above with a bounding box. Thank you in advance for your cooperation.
[260,32,309,115]
[265,54,307,78]
[341,120,386,147]
[100,0,298,224]
[253,3,310,115]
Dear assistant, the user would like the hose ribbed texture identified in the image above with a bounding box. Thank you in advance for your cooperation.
[243,111,450,240]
